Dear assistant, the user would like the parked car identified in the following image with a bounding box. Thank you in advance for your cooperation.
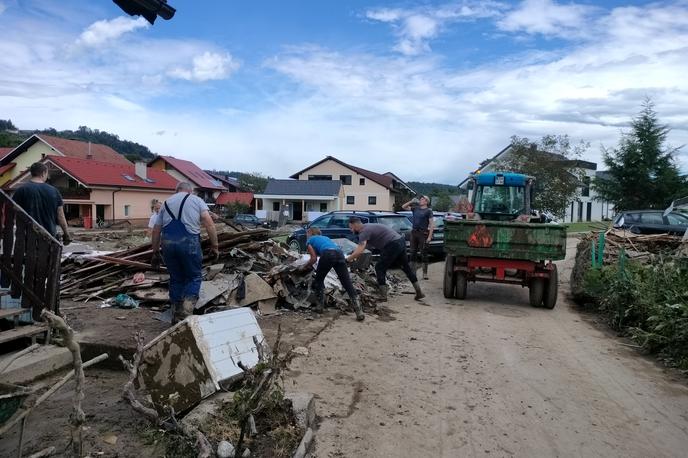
[233,213,270,229]
[612,210,688,235]
[398,211,446,257]
[286,211,412,253]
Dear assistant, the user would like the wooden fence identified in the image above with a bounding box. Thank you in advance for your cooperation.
[0,189,62,320]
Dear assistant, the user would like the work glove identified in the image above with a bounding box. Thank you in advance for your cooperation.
[62,232,72,246]
[151,251,162,270]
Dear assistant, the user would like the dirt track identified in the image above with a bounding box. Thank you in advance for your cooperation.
[286,241,688,457]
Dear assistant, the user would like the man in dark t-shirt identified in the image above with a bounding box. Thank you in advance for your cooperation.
[12,162,71,244]
[402,195,435,280]
[346,217,425,302]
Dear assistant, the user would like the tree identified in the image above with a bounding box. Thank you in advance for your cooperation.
[594,99,686,210]
[433,193,454,212]
[0,119,17,131]
[237,172,268,193]
[493,134,588,218]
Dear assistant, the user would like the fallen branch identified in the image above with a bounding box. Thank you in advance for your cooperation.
[27,446,56,458]
[119,332,160,425]
[40,310,86,457]
[0,343,40,373]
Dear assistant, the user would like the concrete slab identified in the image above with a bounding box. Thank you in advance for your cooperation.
[0,345,72,385]
[285,392,316,430]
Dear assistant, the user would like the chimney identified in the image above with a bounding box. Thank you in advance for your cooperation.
[135,161,147,180]
[87,141,93,159]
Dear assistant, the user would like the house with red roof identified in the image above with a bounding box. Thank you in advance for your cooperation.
[149,155,225,204]
[271,156,413,219]
[7,156,178,228]
[0,133,131,186]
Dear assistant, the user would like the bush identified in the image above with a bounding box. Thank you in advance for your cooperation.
[582,257,688,368]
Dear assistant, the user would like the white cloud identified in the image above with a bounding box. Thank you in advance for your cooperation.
[0,2,7,16]
[76,16,148,47]
[366,1,506,55]
[168,51,240,82]
[497,0,594,37]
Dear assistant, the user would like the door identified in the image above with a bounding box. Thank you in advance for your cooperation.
[586,202,592,222]
[292,201,303,221]
[96,205,106,223]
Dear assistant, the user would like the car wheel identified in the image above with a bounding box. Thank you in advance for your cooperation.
[288,240,302,253]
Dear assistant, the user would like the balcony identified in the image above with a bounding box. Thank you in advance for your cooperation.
[56,187,91,200]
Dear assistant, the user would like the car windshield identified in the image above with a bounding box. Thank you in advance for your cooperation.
[378,216,412,231]
[433,216,444,228]
[475,185,525,214]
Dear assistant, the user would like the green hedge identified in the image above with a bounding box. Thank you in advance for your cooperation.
[582,258,688,368]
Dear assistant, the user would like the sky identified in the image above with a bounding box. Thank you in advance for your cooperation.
[0,0,687,184]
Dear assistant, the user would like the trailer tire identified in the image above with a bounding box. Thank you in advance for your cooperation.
[443,255,456,299]
[529,278,544,307]
[543,265,558,309]
[455,272,467,299]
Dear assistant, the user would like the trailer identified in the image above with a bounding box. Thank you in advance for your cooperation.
[443,172,566,308]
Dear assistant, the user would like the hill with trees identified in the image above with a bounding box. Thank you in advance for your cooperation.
[0,120,154,161]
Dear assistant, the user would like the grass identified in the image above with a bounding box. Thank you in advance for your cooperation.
[565,221,610,233]
[271,235,288,244]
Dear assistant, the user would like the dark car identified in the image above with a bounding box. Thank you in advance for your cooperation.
[233,213,270,228]
[286,211,412,253]
[612,210,688,235]
[398,211,446,257]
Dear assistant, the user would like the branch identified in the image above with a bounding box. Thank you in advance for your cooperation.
[119,332,160,425]
[40,310,86,457]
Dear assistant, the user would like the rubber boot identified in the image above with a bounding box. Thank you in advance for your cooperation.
[314,289,325,313]
[412,282,425,301]
[351,297,365,321]
[170,301,183,325]
[422,262,429,280]
[378,284,388,302]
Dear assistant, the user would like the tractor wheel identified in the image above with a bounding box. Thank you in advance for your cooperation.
[455,271,467,300]
[543,265,558,309]
[443,255,456,298]
[529,278,545,307]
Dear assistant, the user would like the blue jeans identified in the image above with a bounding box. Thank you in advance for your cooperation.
[162,233,203,303]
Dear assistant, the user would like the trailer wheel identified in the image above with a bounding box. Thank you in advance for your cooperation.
[529,278,544,307]
[543,265,558,309]
[455,272,467,299]
[443,255,456,298]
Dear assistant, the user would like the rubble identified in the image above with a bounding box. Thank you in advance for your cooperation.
[60,224,408,315]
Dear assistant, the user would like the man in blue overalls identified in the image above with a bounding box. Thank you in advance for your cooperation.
[151,182,219,324]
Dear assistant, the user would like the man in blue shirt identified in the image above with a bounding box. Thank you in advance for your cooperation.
[303,227,364,321]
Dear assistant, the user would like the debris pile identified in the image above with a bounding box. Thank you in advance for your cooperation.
[61,225,408,313]
[589,228,683,263]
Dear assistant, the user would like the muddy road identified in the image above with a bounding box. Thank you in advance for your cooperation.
[286,241,688,457]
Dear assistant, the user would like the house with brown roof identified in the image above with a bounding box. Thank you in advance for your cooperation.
[149,155,226,204]
[287,156,413,214]
[0,134,131,186]
[7,156,178,228]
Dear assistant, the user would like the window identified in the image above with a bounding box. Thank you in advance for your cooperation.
[310,215,332,228]
[368,196,376,205]
[667,213,688,226]
[308,175,332,181]
[328,215,351,228]
[346,195,355,205]
[474,185,525,214]
[582,176,590,197]
[340,175,352,185]
[377,216,412,231]
[359,178,365,186]
[641,212,664,224]
[122,174,135,182]
[586,202,592,222]
[319,202,327,212]
[272,202,280,211]
[124,205,130,217]
[257,199,263,210]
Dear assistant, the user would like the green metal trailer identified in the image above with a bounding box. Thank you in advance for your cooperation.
[444,172,567,308]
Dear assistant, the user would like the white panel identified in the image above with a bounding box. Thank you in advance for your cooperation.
[189,308,265,385]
